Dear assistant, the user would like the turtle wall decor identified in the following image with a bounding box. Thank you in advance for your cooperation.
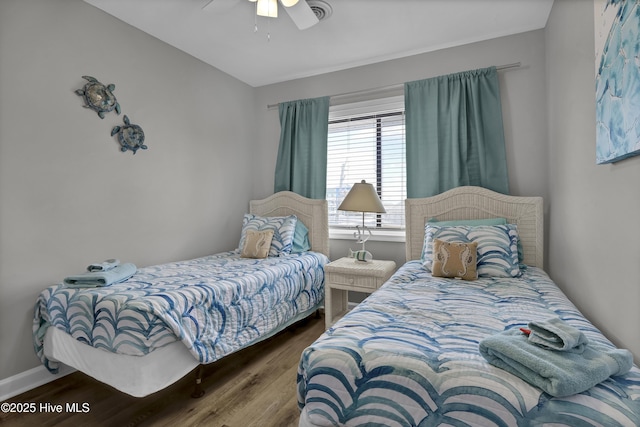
[111,115,147,154]
[75,75,121,119]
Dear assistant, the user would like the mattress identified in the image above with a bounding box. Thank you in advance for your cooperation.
[34,250,328,374]
[297,260,640,426]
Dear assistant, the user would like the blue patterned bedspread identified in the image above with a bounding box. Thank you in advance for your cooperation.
[298,261,640,427]
[34,251,328,373]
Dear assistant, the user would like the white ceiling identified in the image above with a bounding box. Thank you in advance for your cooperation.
[84,0,554,87]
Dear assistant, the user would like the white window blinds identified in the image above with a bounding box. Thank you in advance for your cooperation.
[326,96,406,229]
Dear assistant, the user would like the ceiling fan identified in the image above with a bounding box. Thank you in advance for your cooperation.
[202,0,324,30]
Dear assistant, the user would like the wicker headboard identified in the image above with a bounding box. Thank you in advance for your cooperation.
[249,191,329,257]
[405,186,543,268]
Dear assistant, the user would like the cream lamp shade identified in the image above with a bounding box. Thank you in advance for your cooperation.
[338,180,386,214]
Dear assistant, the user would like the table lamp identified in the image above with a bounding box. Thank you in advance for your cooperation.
[338,180,386,261]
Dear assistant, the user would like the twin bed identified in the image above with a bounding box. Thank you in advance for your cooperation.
[297,186,640,427]
[33,191,330,397]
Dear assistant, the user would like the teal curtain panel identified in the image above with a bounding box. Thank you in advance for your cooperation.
[405,67,509,198]
[274,96,330,199]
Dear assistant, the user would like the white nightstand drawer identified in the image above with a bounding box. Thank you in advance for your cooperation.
[327,272,379,289]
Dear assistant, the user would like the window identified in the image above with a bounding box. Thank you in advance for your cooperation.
[326,96,406,230]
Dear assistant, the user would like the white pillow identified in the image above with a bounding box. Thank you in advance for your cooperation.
[422,224,521,278]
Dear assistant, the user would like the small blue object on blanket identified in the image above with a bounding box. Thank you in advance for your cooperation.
[63,263,137,288]
[86,258,120,272]
[479,325,633,397]
[527,317,589,352]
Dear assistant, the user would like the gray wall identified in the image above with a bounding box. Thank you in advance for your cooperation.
[0,0,257,380]
[546,0,640,361]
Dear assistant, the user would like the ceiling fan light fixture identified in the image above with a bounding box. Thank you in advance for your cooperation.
[257,0,278,17]
[280,0,299,7]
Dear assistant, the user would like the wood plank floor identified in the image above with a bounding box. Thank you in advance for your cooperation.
[1,314,325,427]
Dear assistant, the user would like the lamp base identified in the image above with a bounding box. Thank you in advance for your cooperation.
[348,249,373,262]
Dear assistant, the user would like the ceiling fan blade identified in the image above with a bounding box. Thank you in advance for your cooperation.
[282,0,319,30]
[202,0,242,13]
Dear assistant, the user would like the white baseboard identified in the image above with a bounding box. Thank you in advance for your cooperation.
[0,364,75,402]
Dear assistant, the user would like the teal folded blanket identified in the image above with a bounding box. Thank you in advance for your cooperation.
[63,263,137,288]
[87,258,120,272]
[479,328,633,397]
[528,317,589,352]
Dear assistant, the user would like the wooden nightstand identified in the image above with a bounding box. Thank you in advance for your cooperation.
[324,257,396,329]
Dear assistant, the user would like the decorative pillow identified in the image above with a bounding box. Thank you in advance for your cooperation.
[428,218,524,263]
[240,229,274,259]
[422,224,521,277]
[291,220,311,253]
[238,214,297,257]
[431,239,478,281]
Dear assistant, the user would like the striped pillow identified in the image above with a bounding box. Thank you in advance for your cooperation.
[422,224,521,278]
[238,214,297,257]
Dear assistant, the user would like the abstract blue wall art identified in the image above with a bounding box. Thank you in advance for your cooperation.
[594,0,640,164]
